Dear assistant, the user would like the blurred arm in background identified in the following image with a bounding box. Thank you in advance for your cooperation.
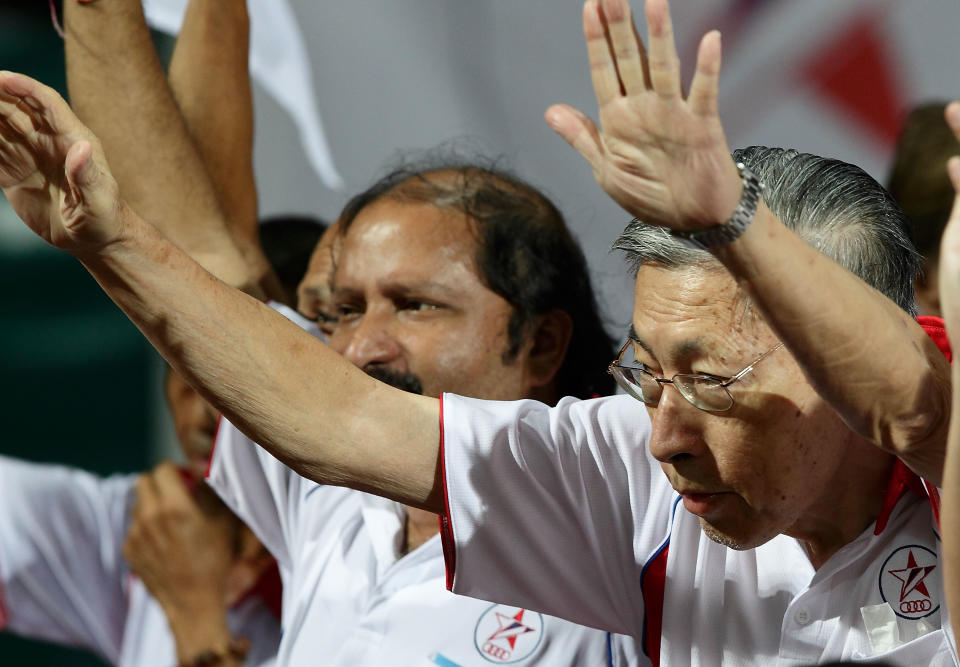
[166,0,286,303]
[938,99,960,648]
[63,0,269,297]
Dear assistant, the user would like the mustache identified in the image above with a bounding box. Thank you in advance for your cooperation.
[363,365,424,395]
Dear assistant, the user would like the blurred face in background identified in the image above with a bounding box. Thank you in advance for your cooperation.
[297,222,341,336]
[325,197,543,401]
[164,367,220,480]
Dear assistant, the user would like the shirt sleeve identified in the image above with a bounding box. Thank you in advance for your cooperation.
[439,393,674,637]
[205,300,326,570]
[0,455,136,662]
[206,420,313,571]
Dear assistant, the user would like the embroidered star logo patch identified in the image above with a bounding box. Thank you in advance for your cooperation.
[879,545,940,619]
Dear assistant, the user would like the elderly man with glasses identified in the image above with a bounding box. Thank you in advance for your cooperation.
[0,0,955,664]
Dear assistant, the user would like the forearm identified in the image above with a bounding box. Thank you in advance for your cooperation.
[79,207,443,510]
[944,363,960,642]
[63,0,257,293]
[168,0,284,302]
[714,205,950,482]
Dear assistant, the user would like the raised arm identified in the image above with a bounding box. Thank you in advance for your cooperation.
[167,0,286,302]
[63,0,260,295]
[0,72,442,511]
[546,0,950,483]
[939,101,960,644]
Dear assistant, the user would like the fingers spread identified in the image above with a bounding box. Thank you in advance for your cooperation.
[545,104,604,169]
[644,0,681,99]
[602,0,650,94]
[584,0,623,107]
[687,31,722,117]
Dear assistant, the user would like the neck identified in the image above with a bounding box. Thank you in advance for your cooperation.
[403,505,440,554]
[787,442,895,570]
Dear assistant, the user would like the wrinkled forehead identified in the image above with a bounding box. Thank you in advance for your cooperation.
[631,264,767,357]
[334,200,483,285]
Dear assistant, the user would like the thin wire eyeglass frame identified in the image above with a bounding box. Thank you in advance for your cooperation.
[607,341,785,412]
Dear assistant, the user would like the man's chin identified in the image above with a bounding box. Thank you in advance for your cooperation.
[699,518,773,551]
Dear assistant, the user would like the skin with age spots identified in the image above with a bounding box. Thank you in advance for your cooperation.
[633,265,894,567]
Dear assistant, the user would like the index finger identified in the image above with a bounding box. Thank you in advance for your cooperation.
[151,462,193,509]
[0,72,69,136]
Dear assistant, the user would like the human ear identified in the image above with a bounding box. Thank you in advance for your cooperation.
[523,309,574,390]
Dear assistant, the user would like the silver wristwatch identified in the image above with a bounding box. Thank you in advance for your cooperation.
[669,162,764,250]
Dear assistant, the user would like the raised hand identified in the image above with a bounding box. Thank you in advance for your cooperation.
[546,0,742,231]
[124,463,235,612]
[939,102,960,341]
[0,71,123,253]
[124,463,240,662]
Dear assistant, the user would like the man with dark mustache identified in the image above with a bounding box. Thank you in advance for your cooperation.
[206,158,636,665]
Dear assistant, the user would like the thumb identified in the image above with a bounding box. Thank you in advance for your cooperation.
[62,139,95,219]
[544,104,604,169]
[61,138,122,246]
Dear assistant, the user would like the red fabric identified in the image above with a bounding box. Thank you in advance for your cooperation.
[874,459,927,535]
[640,543,669,666]
[240,563,284,620]
[871,317,951,534]
[437,396,457,591]
[918,316,952,362]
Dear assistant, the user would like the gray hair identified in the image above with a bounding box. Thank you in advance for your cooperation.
[613,146,921,316]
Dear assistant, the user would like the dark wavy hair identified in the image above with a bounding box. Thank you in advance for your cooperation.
[337,155,616,400]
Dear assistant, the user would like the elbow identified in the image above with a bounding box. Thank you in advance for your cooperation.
[878,377,950,483]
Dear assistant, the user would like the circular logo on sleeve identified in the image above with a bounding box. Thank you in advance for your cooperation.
[473,605,544,663]
[878,544,940,619]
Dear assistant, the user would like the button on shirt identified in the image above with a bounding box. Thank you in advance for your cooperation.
[438,393,959,666]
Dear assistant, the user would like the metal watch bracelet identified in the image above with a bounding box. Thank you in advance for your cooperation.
[669,163,765,251]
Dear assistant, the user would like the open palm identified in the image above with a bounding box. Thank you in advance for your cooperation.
[547,0,742,231]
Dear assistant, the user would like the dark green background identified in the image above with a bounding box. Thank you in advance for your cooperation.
[1,3,169,664]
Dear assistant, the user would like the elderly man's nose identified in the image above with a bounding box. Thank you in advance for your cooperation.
[647,389,706,463]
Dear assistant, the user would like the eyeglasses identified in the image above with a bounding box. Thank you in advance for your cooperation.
[607,341,785,412]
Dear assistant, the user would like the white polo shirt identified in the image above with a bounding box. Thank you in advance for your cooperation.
[0,455,280,667]
[439,393,959,666]
[205,303,637,666]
